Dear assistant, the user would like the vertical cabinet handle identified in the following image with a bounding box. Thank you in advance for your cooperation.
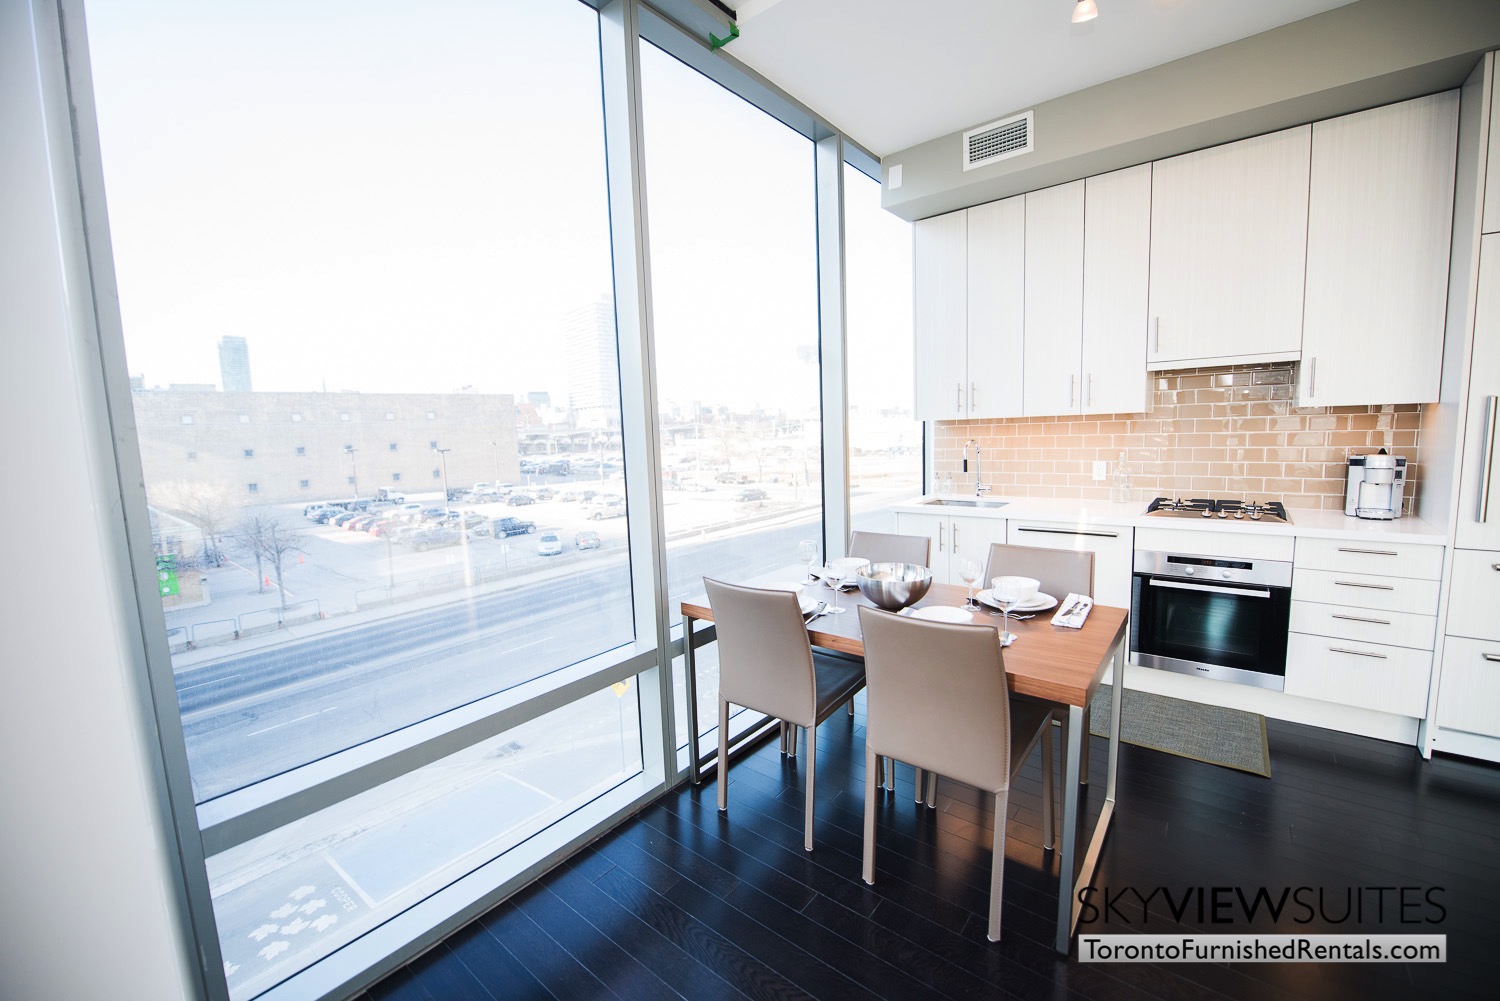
[1069,374,1075,408]
[1308,357,1317,399]
[956,382,963,415]
[1153,317,1160,354]
[952,524,959,552]
[1480,396,1498,524]
[1087,373,1093,408]
[971,382,977,411]
[938,524,944,553]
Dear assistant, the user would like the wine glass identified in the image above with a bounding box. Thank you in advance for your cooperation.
[958,558,981,608]
[996,593,1019,647]
[822,561,847,614]
[798,539,818,581]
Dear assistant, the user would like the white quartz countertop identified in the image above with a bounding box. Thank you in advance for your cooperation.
[891,495,1448,544]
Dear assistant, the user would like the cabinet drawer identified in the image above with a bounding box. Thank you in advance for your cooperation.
[1293,536,1444,579]
[1289,601,1436,651]
[1447,550,1500,640]
[1291,568,1440,614]
[1135,527,1294,562]
[1008,521,1133,608]
[1285,633,1432,717]
[1435,635,1500,738]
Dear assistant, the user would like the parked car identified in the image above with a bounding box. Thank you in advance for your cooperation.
[346,514,378,531]
[574,529,601,551]
[537,531,563,556]
[491,516,536,537]
[419,507,448,522]
[586,497,626,521]
[331,511,363,527]
[303,502,331,519]
[401,526,462,552]
[368,519,402,537]
[734,487,768,502]
[506,493,535,506]
[715,471,751,484]
[448,511,486,529]
[533,487,556,501]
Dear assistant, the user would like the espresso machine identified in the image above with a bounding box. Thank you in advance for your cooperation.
[1344,450,1407,519]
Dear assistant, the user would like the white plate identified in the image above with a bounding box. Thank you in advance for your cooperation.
[761,581,818,615]
[902,605,973,623]
[976,589,1057,613]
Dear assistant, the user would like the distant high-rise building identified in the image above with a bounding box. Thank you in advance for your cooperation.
[527,391,551,408]
[564,296,620,429]
[218,336,252,392]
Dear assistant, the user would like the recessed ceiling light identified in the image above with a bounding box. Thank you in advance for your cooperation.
[1072,0,1100,24]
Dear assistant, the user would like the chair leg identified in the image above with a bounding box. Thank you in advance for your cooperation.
[989,789,1009,942]
[874,754,885,789]
[847,696,855,717]
[1041,717,1056,851]
[913,767,924,804]
[804,723,817,852]
[788,725,799,758]
[884,757,895,792]
[863,743,878,884]
[925,769,938,809]
[717,698,730,813]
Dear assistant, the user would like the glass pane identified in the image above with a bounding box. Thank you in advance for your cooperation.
[639,43,822,745]
[844,164,922,521]
[207,685,643,999]
[85,0,635,801]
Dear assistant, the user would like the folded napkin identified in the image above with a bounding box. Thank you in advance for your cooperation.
[1051,593,1093,629]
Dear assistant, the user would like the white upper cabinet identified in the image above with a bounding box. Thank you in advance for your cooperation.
[1457,235,1500,551]
[967,197,1025,417]
[1082,164,1151,414]
[1148,126,1311,369]
[913,210,968,420]
[1486,73,1500,236]
[912,198,1024,420]
[1299,92,1458,408]
[1023,181,1084,416]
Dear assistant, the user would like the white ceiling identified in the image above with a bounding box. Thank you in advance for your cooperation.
[725,0,1360,156]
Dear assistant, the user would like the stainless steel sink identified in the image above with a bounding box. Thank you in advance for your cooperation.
[920,498,1008,509]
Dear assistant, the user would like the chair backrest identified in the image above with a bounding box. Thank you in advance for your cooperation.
[704,578,817,725]
[982,543,1094,598]
[849,530,932,568]
[857,605,1013,794]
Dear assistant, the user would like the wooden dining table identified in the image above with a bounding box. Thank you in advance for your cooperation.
[679,574,1129,956]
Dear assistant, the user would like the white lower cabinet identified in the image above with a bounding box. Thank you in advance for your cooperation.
[894,512,1006,585]
[1005,521,1133,608]
[1434,637,1500,739]
[1284,634,1433,717]
[1286,538,1443,719]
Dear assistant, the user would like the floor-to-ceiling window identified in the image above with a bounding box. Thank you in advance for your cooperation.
[845,164,922,521]
[84,2,645,996]
[637,40,824,753]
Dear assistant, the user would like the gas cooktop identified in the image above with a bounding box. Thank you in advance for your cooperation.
[1145,497,1291,524]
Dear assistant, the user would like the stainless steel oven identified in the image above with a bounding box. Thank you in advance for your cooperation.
[1130,549,1293,690]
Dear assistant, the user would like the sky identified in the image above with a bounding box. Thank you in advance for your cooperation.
[83,0,912,414]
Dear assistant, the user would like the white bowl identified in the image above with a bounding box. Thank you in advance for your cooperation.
[992,575,1040,604]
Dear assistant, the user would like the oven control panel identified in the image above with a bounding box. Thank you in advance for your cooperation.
[1134,550,1294,589]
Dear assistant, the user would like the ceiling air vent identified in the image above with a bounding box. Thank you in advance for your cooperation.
[963,111,1034,171]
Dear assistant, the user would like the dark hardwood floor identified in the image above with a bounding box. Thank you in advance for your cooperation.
[358,702,1500,1001]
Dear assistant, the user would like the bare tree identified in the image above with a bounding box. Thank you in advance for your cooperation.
[152,480,236,567]
[234,515,304,617]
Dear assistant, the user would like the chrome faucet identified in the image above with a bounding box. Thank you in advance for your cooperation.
[965,440,990,496]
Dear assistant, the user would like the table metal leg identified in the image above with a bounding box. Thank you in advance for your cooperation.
[1055,633,1126,954]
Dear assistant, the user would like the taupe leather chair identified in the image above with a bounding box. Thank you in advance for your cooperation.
[704,578,867,852]
[858,605,1056,941]
[981,542,1096,784]
[849,530,931,567]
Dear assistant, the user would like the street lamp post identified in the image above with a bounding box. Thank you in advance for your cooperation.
[433,445,452,514]
[344,445,359,502]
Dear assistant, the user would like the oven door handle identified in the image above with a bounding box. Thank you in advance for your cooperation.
[1148,578,1272,599]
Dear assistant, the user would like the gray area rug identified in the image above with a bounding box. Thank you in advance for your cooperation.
[1089,683,1271,778]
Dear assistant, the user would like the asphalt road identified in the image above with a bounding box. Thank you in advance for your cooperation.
[180,520,820,800]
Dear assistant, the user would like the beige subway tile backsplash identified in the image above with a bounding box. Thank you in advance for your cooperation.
[934,362,1424,511]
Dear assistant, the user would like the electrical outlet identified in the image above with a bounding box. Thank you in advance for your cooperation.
[1092,461,1107,481]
